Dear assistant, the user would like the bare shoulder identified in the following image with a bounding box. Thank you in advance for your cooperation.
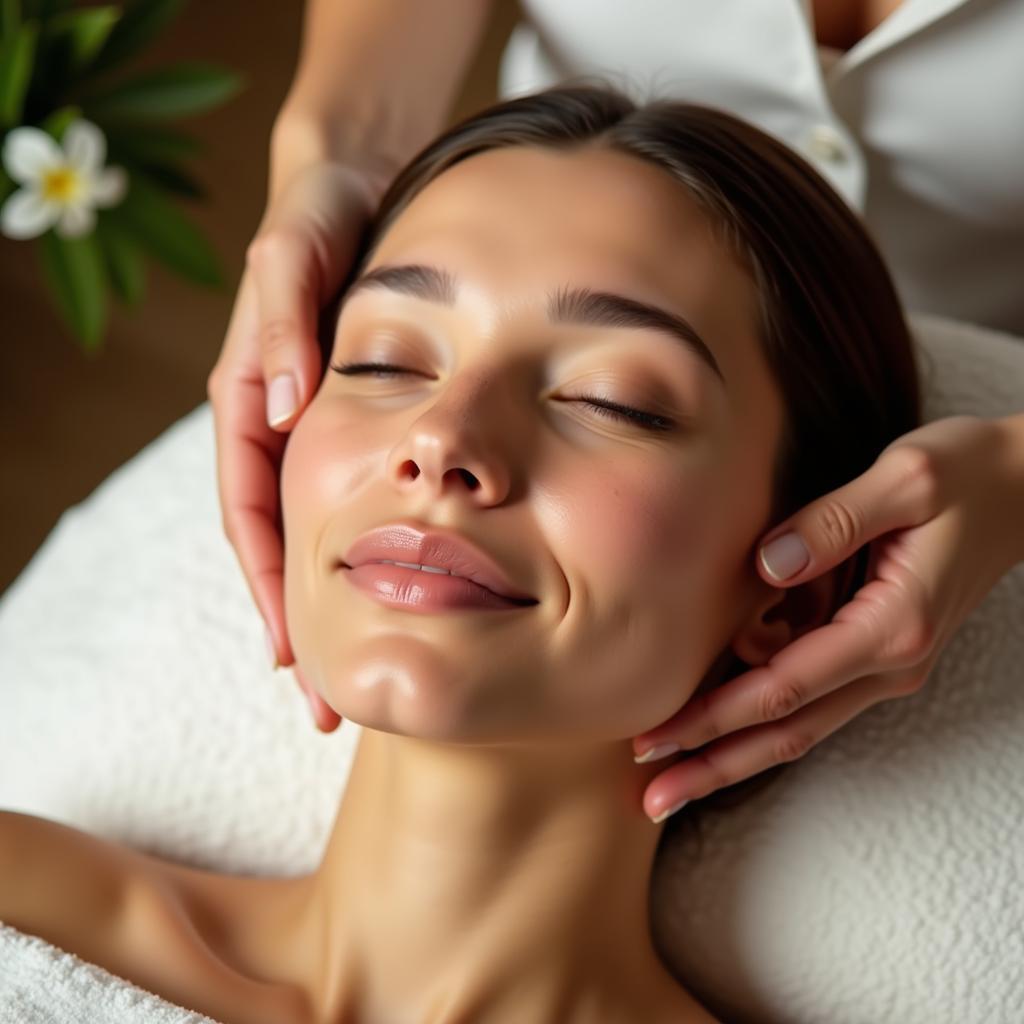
[0,809,138,942]
[0,806,233,962]
[0,810,309,1023]
[0,808,208,985]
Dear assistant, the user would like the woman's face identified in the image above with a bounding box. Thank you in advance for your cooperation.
[280,143,790,744]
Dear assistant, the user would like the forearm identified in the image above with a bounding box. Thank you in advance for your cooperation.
[269,0,496,205]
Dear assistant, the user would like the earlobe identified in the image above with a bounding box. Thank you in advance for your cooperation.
[729,561,850,667]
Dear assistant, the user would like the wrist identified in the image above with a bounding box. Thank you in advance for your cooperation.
[269,103,403,213]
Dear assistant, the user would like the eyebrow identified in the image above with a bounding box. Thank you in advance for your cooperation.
[340,263,725,385]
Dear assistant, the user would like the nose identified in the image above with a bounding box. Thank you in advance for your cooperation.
[384,371,514,506]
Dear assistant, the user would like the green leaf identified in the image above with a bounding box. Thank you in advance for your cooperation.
[0,19,37,128]
[87,0,187,75]
[104,122,203,164]
[82,61,244,121]
[36,227,109,352]
[95,216,144,307]
[109,175,222,287]
[38,101,79,139]
[43,6,120,75]
[1,0,21,39]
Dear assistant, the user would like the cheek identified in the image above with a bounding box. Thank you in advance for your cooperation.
[537,443,733,735]
[280,410,329,549]
[280,400,383,543]
[279,413,322,675]
[280,403,379,669]
[553,446,718,593]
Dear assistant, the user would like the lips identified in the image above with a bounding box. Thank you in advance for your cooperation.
[338,521,538,604]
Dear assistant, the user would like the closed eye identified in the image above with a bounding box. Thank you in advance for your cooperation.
[329,360,676,433]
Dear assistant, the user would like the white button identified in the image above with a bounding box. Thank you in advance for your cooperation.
[806,124,848,163]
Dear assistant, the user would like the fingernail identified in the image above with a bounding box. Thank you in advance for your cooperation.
[266,373,298,427]
[264,624,279,670]
[651,798,689,824]
[759,532,809,580]
[633,742,681,764]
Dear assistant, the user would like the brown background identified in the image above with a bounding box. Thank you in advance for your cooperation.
[0,1,519,597]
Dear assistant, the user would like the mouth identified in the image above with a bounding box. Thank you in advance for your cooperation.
[337,521,538,605]
[337,559,539,612]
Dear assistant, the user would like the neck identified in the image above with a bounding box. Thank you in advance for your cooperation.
[275,727,704,1023]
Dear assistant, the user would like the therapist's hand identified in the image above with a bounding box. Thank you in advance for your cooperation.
[632,412,1024,824]
[208,156,389,733]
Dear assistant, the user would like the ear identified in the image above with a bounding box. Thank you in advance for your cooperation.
[729,553,861,667]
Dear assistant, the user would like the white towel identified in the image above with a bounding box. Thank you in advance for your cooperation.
[0,921,221,1023]
[0,312,1021,1023]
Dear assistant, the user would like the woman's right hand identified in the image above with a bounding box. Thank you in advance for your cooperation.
[207,152,390,733]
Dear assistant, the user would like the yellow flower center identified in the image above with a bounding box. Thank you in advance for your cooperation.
[40,165,82,204]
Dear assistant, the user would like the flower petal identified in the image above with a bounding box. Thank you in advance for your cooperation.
[0,187,59,239]
[63,119,106,174]
[2,127,63,184]
[90,165,127,207]
[56,202,96,239]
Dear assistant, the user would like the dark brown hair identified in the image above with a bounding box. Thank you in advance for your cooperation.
[317,83,922,828]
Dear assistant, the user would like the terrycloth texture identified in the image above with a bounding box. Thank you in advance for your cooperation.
[0,922,220,1023]
[0,311,1021,1023]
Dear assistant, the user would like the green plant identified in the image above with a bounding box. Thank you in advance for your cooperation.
[0,0,245,351]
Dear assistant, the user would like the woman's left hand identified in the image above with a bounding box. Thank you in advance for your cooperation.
[633,412,1024,824]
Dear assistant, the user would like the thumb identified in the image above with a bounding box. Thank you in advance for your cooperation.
[246,227,325,431]
[756,451,922,585]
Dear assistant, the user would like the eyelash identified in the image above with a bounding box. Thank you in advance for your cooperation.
[329,360,676,433]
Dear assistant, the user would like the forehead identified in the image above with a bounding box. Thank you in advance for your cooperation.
[369,146,751,318]
[359,146,763,394]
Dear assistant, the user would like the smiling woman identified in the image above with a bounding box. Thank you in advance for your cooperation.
[258,83,924,1022]
[0,82,925,1024]
[306,84,921,737]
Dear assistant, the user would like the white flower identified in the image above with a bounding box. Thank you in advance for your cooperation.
[0,118,128,240]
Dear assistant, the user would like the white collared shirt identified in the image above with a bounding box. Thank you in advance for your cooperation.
[498,0,1024,337]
